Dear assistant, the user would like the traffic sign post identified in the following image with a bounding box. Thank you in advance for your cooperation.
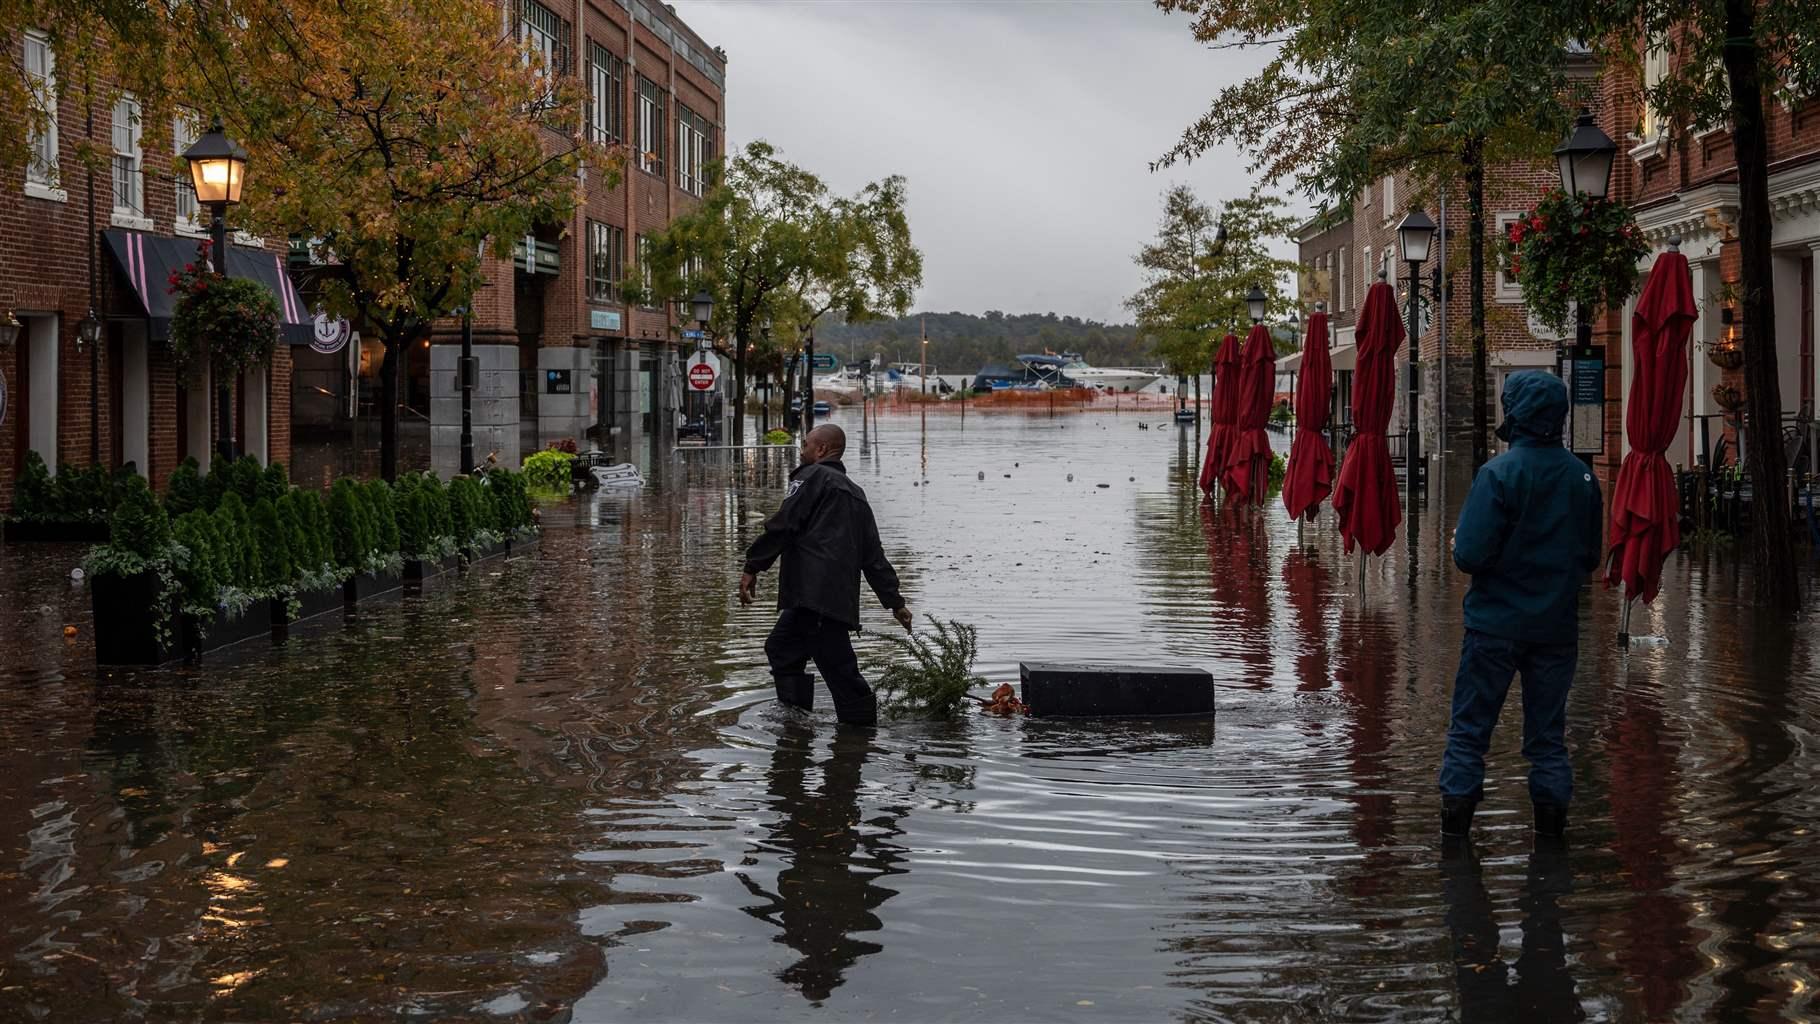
[687,361,717,390]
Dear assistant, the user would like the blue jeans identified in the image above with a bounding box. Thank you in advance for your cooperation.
[1438,629,1576,806]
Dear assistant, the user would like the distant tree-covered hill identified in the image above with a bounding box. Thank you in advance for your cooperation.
[813,311,1156,374]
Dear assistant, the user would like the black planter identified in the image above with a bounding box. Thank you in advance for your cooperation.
[4,519,111,544]
[269,584,344,630]
[402,553,461,586]
[342,569,403,607]
[180,601,273,662]
[92,570,174,666]
[461,539,511,570]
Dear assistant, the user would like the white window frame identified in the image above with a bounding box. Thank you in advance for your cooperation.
[1337,245,1348,311]
[1631,36,1672,164]
[110,93,152,230]
[1495,212,1524,303]
[1382,177,1396,223]
[23,30,64,201]
[636,77,663,176]
[173,111,205,237]
[1362,246,1373,291]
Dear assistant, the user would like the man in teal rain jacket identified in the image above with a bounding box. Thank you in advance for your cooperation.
[1440,371,1603,841]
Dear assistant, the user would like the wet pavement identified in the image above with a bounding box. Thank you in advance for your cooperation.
[3,407,1818,1022]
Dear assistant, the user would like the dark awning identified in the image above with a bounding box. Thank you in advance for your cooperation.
[104,229,312,343]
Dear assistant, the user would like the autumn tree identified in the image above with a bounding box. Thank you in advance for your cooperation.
[640,141,920,444]
[0,0,171,175]
[1125,185,1301,405]
[166,0,609,479]
[1154,0,1588,469]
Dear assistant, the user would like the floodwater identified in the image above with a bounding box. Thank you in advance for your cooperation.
[3,407,1818,1023]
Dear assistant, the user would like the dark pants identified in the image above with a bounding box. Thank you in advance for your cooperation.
[765,608,876,726]
[1438,629,1576,807]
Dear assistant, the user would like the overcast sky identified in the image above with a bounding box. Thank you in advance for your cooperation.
[678,0,1307,325]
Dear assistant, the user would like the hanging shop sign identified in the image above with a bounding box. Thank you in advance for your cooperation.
[311,312,352,355]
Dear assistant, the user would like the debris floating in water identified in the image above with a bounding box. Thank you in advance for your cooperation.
[1067,473,1074,482]
[978,471,985,480]
[1096,483,1110,489]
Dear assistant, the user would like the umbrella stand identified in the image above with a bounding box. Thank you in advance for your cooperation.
[1617,586,1632,648]
[1357,550,1367,605]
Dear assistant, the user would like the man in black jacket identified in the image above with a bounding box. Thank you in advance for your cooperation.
[740,424,913,726]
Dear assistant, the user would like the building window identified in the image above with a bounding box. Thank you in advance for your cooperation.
[173,111,203,234]
[636,76,665,176]
[519,0,569,97]
[676,104,712,196]
[1382,176,1395,220]
[1336,245,1348,311]
[1642,38,1669,139]
[634,234,658,306]
[1495,213,1524,302]
[587,42,623,145]
[110,94,146,225]
[23,30,61,198]
[588,220,623,302]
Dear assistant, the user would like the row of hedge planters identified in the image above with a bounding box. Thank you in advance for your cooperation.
[84,455,539,665]
[2,451,143,542]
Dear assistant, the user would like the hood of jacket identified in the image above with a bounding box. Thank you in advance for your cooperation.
[1495,370,1568,447]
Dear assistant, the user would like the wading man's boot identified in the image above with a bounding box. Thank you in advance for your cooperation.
[1441,796,1478,838]
[1533,802,1568,839]
[775,672,815,712]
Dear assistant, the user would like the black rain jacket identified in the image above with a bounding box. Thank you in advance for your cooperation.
[743,459,904,628]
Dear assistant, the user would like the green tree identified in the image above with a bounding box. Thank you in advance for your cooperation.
[1573,0,1815,608]
[1125,186,1301,396]
[166,0,611,480]
[641,141,921,444]
[1155,0,1587,468]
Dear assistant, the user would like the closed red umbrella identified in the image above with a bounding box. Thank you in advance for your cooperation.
[1198,333,1243,493]
[1221,323,1277,504]
[1332,280,1404,556]
[1283,310,1336,520]
[1607,247,1694,611]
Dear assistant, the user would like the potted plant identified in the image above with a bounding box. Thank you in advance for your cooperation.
[1501,189,1650,334]
[868,616,988,719]
[1712,382,1746,411]
[87,477,178,665]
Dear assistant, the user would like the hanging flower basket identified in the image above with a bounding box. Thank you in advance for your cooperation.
[1711,382,1745,411]
[1500,190,1650,334]
[166,241,281,381]
[1707,345,1745,371]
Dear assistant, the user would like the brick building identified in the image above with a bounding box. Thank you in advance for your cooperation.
[0,31,308,514]
[403,0,727,475]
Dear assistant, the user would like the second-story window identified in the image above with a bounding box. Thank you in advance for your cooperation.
[588,220,623,302]
[636,76,665,176]
[24,30,60,197]
[173,111,202,234]
[519,0,569,99]
[111,94,144,223]
[588,42,623,145]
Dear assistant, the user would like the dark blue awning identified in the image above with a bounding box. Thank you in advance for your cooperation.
[104,229,312,344]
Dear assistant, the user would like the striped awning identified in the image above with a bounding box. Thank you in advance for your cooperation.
[105,229,312,343]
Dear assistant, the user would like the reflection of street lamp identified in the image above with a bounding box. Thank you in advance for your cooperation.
[1553,109,1616,471]
[1397,208,1436,502]
[182,118,248,464]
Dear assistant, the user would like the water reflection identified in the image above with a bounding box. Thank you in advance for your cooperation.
[1440,841,1581,1022]
[736,724,909,1003]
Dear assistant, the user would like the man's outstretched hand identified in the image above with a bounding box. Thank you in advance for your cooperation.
[738,572,757,606]
[893,606,915,633]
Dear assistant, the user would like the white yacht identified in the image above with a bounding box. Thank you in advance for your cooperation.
[1017,352,1160,392]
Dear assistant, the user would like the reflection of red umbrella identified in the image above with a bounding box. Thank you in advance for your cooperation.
[1198,333,1243,493]
[1221,324,1277,504]
[1332,281,1404,556]
[1607,249,1694,611]
[1283,311,1336,520]
[1283,548,1332,691]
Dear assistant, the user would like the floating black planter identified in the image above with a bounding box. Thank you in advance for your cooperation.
[4,520,111,544]
[1018,662,1216,718]
[180,601,273,662]
[92,570,174,666]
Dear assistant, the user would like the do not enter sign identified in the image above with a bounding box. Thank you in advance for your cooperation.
[688,359,717,390]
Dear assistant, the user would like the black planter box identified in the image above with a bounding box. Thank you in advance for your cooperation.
[180,601,273,661]
[343,569,403,606]
[269,584,345,629]
[5,519,111,544]
[402,553,461,584]
[461,539,510,570]
[92,570,174,666]
[1018,662,1216,718]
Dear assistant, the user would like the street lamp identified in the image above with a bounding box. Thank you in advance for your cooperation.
[1246,284,1267,325]
[1554,110,1616,472]
[690,288,714,332]
[1554,108,1617,200]
[182,118,248,464]
[0,310,19,347]
[76,310,102,352]
[1396,208,1437,502]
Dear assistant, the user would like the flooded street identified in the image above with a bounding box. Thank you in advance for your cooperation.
[3,407,1818,1022]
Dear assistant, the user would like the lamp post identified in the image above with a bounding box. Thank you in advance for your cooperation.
[1397,208,1437,502]
[759,318,772,436]
[77,310,101,463]
[689,288,714,440]
[0,310,19,347]
[1554,109,1616,472]
[182,118,248,465]
[1246,283,1267,325]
